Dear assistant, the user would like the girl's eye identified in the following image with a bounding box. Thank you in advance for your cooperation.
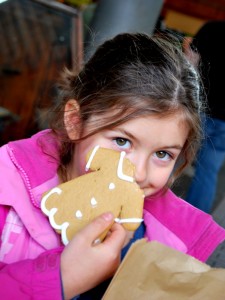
[154,151,171,161]
[114,137,131,149]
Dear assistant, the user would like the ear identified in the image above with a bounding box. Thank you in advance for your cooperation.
[64,99,81,140]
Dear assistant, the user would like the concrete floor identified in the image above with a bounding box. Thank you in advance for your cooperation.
[172,161,225,268]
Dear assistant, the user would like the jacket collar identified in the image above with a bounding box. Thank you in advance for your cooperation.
[8,130,59,189]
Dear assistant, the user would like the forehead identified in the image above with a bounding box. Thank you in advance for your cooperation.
[119,113,189,140]
[84,107,190,139]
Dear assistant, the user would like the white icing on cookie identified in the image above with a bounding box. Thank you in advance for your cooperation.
[75,210,83,219]
[59,222,70,245]
[90,197,97,207]
[41,187,70,245]
[45,206,70,245]
[41,187,62,215]
[114,217,143,224]
[117,151,134,182]
[109,183,115,190]
[85,145,100,171]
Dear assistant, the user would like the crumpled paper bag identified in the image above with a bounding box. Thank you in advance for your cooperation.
[103,239,225,299]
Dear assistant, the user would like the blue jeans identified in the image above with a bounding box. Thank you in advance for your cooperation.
[186,116,225,213]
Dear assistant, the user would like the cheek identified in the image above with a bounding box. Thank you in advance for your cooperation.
[73,148,89,177]
[74,158,86,177]
[151,168,172,189]
[79,160,88,175]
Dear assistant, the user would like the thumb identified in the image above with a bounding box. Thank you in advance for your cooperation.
[80,212,114,245]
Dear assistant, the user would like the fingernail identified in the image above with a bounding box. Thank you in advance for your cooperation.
[93,238,101,245]
[102,212,113,221]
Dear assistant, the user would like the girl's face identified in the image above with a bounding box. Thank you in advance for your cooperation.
[68,112,189,198]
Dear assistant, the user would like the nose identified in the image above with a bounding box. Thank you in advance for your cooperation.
[133,158,148,185]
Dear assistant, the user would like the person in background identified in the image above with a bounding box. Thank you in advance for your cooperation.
[0,32,225,299]
[184,21,225,213]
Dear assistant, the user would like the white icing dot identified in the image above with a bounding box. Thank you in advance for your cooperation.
[109,182,115,190]
[91,197,97,207]
[75,210,83,219]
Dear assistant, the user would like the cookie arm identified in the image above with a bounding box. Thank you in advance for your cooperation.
[41,187,70,246]
[119,197,144,231]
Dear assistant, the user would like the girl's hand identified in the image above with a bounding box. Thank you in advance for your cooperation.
[60,212,126,299]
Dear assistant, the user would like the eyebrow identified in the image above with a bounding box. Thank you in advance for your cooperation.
[115,128,184,151]
[114,128,138,142]
[162,145,183,151]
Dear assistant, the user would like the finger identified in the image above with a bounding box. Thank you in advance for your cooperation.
[78,212,114,245]
[102,222,126,252]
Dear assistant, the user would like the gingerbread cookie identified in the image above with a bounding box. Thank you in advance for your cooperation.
[41,146,144,245]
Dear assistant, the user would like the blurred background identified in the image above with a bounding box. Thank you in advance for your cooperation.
[0,0,225,267]
[1,0,225,144]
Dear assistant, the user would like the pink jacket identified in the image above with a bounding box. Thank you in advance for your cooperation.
[0,130,63,299]
[0,130,225,299]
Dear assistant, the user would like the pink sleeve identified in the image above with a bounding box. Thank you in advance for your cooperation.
[187,220,225,262]
[0,247,64,300]
[144,190,225,262]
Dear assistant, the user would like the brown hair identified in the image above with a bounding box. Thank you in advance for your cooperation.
[49,32,204,184]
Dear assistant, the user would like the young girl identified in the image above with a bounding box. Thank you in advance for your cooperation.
[0,32,225,300]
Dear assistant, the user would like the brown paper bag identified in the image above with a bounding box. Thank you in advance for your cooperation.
[103,239,225,299]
